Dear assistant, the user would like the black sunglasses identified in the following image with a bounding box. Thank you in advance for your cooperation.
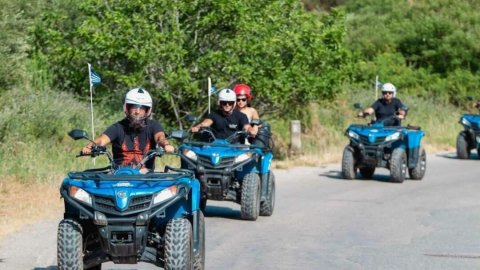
[220,101,235,106]
[237,98,247,102]
[127,104,149,110]
[383,91,394,95]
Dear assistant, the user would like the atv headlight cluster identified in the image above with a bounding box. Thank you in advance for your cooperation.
[461,118,471,127]
[182,149,197,161]
[347,130,359,140]
[153,185,178,205]
[234,152,253,163]
[69,186,92,206]
[385,132,401,142]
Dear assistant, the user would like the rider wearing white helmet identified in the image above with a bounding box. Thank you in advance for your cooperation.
[191,88,257,139]
[82,88,174,171]
[358,82,406,126]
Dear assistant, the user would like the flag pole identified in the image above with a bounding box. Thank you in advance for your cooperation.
[88,63,95,139]
[375,75,379,99]
[208,77,212,114]
[88,63,96,166]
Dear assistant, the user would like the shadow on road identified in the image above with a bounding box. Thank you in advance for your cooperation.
[33,266,57,270]
[319,170,400,183]
[436,151,479,160]
[204,205,242,220]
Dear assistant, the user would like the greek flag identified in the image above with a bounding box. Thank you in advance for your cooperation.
[209,85,217,95]
[89,65,101,85]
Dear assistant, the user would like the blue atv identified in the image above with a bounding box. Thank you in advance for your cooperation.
[341,104,427,183]
[58,129,205,270]
[171,119,275,221]
[456,114,480,159]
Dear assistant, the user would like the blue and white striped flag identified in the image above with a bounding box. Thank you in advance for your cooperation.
[89,65,101,86]
[209,85,217,95]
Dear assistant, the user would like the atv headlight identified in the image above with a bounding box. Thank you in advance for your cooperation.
[461,118,471,127]
[348,130,359,140]
[153,185,178,205]
[234,152,253,163]
[385,132,401,142]
[69,186,92,206]
[182,149,197,161]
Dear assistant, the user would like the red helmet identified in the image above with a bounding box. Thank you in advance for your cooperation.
[233,84,253,100]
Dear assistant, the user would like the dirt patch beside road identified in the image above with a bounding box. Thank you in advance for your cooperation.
[0,179,62,239]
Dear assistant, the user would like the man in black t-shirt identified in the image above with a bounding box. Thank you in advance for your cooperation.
[358,82,406,126]
[191,89,256,139]
[81,88,174,171]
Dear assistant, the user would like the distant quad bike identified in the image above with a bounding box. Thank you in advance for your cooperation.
[456,113,480,159]
[58,129,205,270]
[342,103,427,183]
[172,119,275,221]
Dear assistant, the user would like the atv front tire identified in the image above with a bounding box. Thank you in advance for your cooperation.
[57,219,83,270]
[241,173,261,220]
[342,146,356,179]
[193,211,205,270]
[260,171,275,216]
[164,217,192,270]
[456,132,470,159]
[390,148,407,183]
[409,147,426,180]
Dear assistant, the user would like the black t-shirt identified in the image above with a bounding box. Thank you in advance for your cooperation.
[103,118,163,169]
[206,109,249,139]
[371,98,404,126]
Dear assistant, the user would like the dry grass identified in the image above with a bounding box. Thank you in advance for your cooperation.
[0,177,63,240]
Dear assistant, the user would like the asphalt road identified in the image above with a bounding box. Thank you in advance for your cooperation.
[1,152,480,270]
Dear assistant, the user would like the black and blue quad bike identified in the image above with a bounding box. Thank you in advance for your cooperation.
[58,129,205,270]
[341,104,427,183]
[456,114,480,159]
[171,120,275,221]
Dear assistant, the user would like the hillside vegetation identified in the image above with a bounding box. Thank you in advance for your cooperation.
[0,0,479,182]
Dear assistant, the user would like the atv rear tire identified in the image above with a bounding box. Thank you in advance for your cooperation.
[241,173,261,220]
[164,217,192,270]
[342,146,356,179]
[359,166,375,179]
[390,148,407,183]
[193,211,205,270]
[57,219,83,270]
[409,147,426,180]
[456,132,470,159]
[260,171,275,216]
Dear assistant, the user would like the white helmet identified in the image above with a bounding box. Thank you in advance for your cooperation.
[381,83,397,97]
[123,88,153,116]
[218,88,236,103]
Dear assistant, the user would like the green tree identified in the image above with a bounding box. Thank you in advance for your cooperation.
[33,0,351,126]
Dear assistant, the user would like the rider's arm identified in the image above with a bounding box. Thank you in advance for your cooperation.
[191,119,213,133]
[82,134,111,154]
[155,131,174,153]
[359,107,374,117]
[250,108,260,135]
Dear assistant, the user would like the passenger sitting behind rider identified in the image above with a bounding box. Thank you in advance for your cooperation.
[81,88,174,172]
[357,82,406,126]
[190,88,257,140]
[233,84,259,136]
